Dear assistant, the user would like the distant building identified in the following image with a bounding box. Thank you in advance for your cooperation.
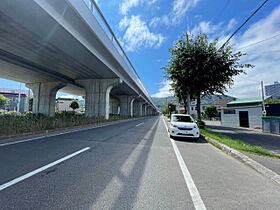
[265,81,280,98]
[0,88,31,113]
[56,98,74,112]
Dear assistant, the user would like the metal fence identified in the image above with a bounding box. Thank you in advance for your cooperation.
[262,117,280,134]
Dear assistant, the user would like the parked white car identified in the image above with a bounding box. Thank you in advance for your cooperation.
[168,114,200,139]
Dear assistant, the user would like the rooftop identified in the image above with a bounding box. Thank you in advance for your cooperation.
[227,96,271,107]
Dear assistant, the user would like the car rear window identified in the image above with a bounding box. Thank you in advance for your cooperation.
[172,115,193,122]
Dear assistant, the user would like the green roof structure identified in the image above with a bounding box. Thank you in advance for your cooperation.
[227,96,271,107]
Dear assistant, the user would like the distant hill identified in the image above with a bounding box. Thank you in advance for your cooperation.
[152,94,234,110]
[152,96,176,111]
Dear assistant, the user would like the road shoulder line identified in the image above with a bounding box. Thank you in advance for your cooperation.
[162,117,207,210]
[201,134,280,185]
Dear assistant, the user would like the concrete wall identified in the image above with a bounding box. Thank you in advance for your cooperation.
[221,106,262,129]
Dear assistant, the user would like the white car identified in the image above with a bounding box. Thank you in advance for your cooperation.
[168,114,200,139]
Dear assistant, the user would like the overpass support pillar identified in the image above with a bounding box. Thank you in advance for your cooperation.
[136,102,145,116]
[26,82,65,116]
[130,97,138,117]
[77,79,121,119]
[144,105,148,116]
[117,95,135,117]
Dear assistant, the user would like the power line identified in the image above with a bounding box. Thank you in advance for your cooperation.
[220,0,269,49]
[236,33,280,50]
[214,0,231,23]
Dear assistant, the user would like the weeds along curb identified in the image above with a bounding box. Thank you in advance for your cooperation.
[0,116,146,142]
[201,134,280,186]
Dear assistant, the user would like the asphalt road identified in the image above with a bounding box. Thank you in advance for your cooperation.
[1,116,280,209]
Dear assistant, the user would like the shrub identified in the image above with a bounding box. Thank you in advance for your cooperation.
[196,119,206,129]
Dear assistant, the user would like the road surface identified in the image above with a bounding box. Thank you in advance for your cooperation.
[0,116,280,209]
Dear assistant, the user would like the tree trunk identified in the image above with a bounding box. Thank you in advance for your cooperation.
[187,94,191,114]
[184,100,187,114]
[196,94,201,120]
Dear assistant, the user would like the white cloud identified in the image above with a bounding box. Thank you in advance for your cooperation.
[191,21,222,35]
[58,94,83,100]
[224,7,280,98]
[149,0,200,28]
[119,15,166,51]
[226,18,238,31]
[171,0,200,25]
[152,81,174,98]
[120,0,158,15]
[120,0,140,15]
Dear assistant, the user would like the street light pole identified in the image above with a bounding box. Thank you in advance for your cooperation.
[261,81,266,116]
[17,83,21,113]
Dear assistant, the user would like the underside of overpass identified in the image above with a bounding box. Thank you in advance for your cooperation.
[0,0,157,118]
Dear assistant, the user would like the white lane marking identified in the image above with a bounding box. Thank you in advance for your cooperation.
[0,118,147,147]
[0,147,90,191]
[162,118,206,210]
[136,122,144,127]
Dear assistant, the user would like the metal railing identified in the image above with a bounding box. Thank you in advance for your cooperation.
[82,0,155,106]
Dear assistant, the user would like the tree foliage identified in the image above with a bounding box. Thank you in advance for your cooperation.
[69,100,80,111]
[266,98,280,104]
[29,97,33,111]
[204,105,218,118]
[163,102,176,115]
[163,32,254,120]
[0,94,10,107]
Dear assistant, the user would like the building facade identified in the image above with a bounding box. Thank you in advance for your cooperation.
[221,96,271,129]
[265,81,280,98]
[0,92,28,113]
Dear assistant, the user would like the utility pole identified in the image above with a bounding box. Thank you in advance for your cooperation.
[261,81,266,116]
[17,83,21,113]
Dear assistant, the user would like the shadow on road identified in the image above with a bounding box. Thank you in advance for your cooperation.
[172,136,207,144]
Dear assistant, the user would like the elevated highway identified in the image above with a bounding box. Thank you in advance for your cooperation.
[0,0,157,118]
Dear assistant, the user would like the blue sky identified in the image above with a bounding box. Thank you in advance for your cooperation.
[1,0,280,99]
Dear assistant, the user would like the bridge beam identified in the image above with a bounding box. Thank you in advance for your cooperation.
[77,79,121,119]
[26,82,66,116]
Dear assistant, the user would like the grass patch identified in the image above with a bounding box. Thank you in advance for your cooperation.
[200,128,280,159]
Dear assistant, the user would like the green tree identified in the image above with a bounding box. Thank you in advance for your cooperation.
[164,102,176,116]
[69,100,80,111]
[0,94,10,107]
[266,98,280,104]
[204,105,218,118]
[29,97,33,111]
[163,32,253,120]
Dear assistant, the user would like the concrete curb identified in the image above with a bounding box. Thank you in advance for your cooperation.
[201,134,280,185]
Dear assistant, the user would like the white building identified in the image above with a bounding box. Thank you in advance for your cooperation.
[221,96,271,129]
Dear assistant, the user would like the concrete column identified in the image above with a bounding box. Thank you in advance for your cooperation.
[118,95,135,116]
[130,97,136,117]
[136,102,145,116]
[144,105,148,116]
[110,98,119,115]
[77,79,121,119]
[26,82,65,116]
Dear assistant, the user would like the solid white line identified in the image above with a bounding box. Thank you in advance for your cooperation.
[0,118,144,147]
[136,122,144,127]
[0,147,90,191]
[162,117,206,210]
